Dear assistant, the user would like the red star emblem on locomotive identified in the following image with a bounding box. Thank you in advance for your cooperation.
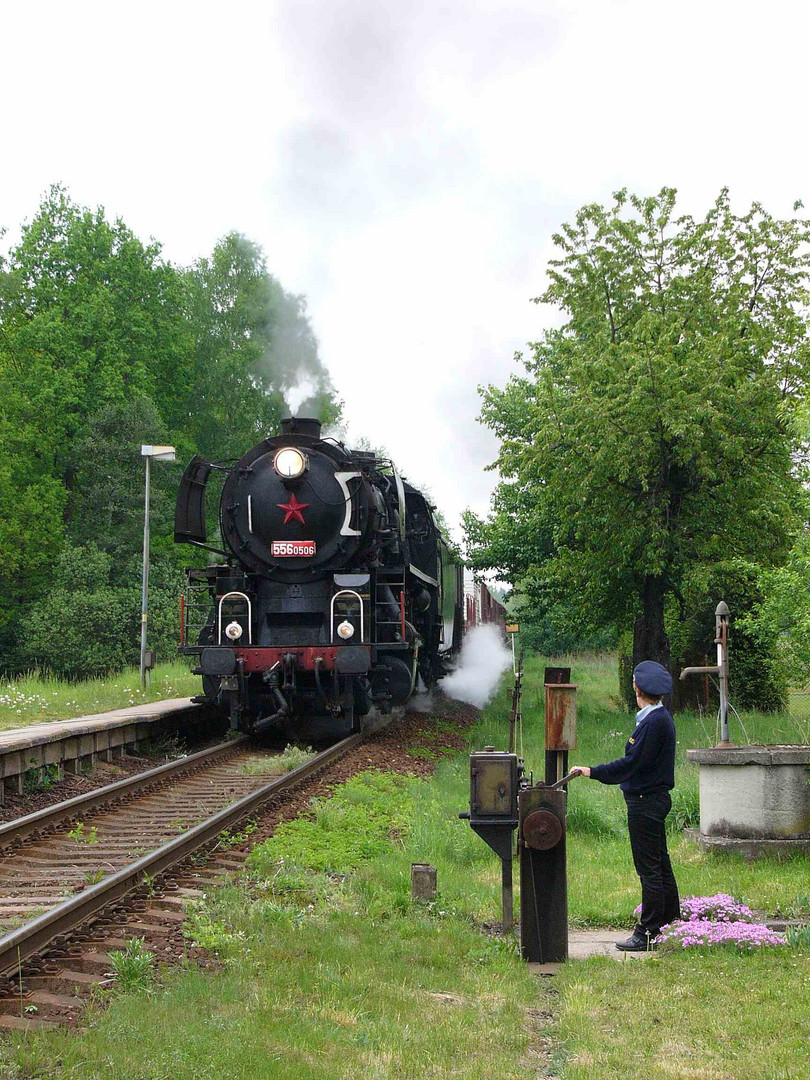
[277,492,310,525]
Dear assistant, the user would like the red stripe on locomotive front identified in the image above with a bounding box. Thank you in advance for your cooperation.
[233,646,370,673]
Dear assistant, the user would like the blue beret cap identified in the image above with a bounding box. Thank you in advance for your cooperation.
[633,661,672,697]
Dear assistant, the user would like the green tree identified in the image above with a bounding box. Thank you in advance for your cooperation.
[19,542,183,679]
[67,398,179,581]
[0,193,341,676]
[465,189,810,676]
[182,232,340,461]
[0,187,191,631]
[740,530,810,693]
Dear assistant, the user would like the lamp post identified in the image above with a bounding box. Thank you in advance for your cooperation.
[140,445,176,688]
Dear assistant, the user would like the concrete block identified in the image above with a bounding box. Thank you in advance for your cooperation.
[411,864,437,902]
[691,745,810,841]
[685,829,810,858]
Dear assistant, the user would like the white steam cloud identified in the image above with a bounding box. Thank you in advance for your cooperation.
[440,625,513,709]
[286,377,319,415]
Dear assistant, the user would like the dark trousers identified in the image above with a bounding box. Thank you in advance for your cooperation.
[625,791,680,938]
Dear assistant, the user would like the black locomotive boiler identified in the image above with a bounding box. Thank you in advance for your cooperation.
[175,417,465,739]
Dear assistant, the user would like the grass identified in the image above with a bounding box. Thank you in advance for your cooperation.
[238,744,316,776]
[555,950,810,1079]
[0,662,199,731]
[2,762,540,1079]
[2,651,809,1078]
[108,938,155,994]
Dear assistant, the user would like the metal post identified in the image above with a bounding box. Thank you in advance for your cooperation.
[508,652,523,755]
[679,600,731,747]
[519,785,568,963]
[140,453,151,690]
[716,601,730,745]
[502,852,513,932]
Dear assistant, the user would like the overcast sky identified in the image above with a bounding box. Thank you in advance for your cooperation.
[2,0,808,538]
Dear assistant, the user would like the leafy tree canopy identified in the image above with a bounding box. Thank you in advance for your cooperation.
[0,188,340,673]
[465,188,810,673]
[182,232,340,461]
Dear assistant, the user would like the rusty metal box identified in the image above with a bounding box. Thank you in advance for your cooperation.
[469,750,519,820]
[545,683,577,751]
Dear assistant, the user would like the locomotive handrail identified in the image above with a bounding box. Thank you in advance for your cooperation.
[217,591,253,644]
[330,589,364,642]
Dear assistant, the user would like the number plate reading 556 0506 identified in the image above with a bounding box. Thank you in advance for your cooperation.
[272,540,316,557]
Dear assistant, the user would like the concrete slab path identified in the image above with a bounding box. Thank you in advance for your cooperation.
[528,929,655,974]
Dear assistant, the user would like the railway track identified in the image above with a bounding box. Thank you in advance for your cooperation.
[0,732,363,1027]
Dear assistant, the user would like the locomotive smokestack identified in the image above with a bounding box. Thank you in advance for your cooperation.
[281,416,322,440]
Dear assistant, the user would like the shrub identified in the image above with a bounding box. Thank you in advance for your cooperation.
[679,893,756,922]
[656,919,786,950]
[18,542,183,679]
[636,893,757,924]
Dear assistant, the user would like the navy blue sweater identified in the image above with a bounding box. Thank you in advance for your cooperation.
[590,705,676,794]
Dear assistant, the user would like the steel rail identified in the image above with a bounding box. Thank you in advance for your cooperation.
[0,732,363,979]
[0,736,250,850]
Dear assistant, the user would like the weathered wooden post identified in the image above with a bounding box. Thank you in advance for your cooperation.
[544,669,576,784]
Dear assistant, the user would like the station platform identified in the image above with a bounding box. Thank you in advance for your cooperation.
[0,699,220,804]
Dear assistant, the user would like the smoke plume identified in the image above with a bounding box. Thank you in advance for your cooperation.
[440,625,513,709]
[262,285,337,421]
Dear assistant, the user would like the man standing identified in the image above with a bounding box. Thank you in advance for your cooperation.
[571,661,680,951]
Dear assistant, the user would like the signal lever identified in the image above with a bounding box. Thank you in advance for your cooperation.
[548,770,579,790]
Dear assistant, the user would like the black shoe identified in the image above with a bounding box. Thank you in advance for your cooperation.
[616,931,655,952]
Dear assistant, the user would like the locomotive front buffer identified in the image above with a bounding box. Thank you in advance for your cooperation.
[460,681,577,964]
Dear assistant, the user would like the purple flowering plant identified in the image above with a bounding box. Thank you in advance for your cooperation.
[634,893,756,924]
[633,893,786,952]
[655,918,786,950]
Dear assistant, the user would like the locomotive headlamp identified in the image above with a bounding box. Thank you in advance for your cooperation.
[225,621,244,641]
[273,447,307,479]
[336,620,355,640]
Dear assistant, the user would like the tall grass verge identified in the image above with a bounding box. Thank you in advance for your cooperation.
[0,661,198,731]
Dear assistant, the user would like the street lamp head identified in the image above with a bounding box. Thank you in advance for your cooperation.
[141,445,176,462]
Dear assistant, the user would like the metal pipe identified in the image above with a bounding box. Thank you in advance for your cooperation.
[252,689,290,735]
[679,601,731,746]
[716,601,730,745]
[502,853,513,933]
[140,454,151,689]
[679,665,720,679]
[408,641,421,698]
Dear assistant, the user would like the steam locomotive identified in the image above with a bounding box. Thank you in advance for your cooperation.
[175,416,497,739]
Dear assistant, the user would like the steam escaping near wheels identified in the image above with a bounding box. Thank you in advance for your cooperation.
[440,625,513,708]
